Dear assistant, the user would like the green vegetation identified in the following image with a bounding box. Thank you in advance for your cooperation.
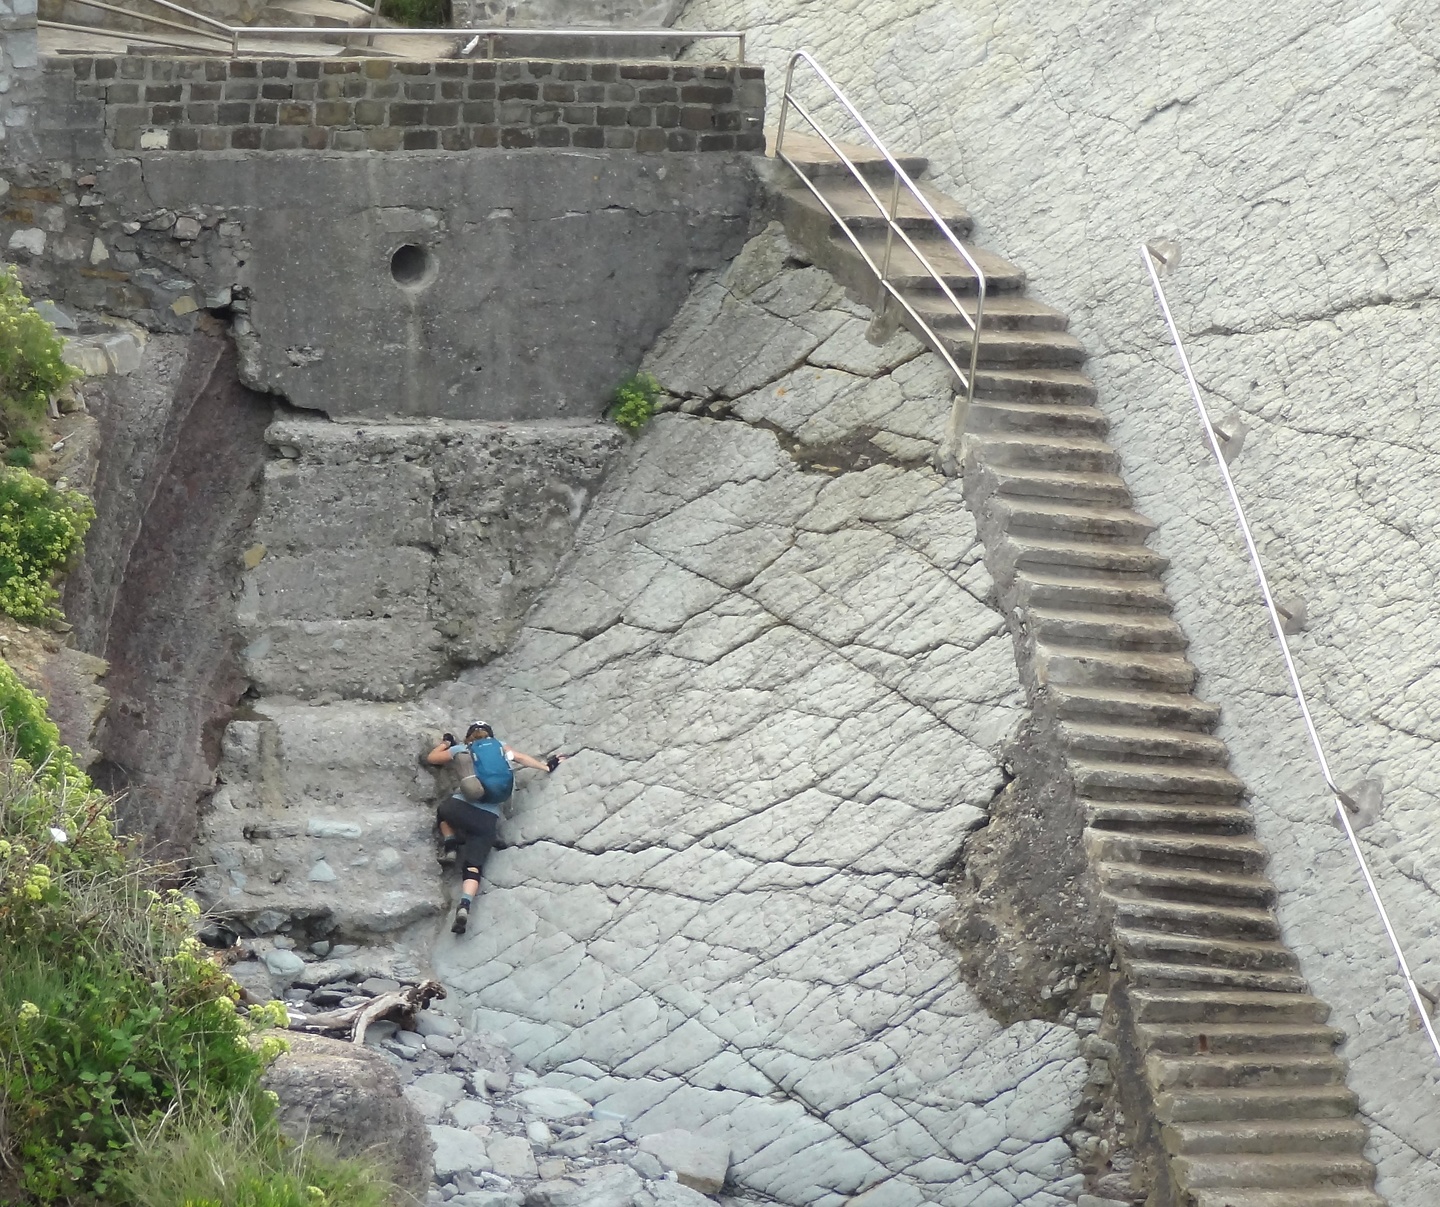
[376,0,449,28]
[0,269,78,465]
[609,371,662,434]
[0,466,94,622]
[115,1109,394,1207]
[0,673,392,1206]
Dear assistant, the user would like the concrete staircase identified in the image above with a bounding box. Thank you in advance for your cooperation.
[766,136,1385,1207]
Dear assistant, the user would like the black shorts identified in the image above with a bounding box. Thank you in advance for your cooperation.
[436,796,500,877]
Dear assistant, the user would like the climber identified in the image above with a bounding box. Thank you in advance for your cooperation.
[424,722,564,936]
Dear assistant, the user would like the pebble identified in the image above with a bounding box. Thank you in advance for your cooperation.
[270,972,727,1207]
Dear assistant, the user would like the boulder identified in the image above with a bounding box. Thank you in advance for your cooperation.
[262,1031,432,1197]
[649,1184,713,1207]
[636,1130,729,1194]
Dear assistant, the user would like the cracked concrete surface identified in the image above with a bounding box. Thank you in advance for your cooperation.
[427,228,1083,1207]
[204,227,1088,1206]
[673,0,1440,1198]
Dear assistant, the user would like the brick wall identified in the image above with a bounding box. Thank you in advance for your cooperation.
[54,55,765,154]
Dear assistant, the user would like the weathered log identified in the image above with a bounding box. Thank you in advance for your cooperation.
[286,979,445,1044]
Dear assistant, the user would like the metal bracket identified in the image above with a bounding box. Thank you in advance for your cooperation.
[866,295,903,347]
[1274,596,1307,635]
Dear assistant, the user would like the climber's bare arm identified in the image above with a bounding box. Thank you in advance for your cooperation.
[506,747,550,773]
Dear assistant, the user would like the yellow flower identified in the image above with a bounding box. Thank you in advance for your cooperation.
[18,1000,39,1025]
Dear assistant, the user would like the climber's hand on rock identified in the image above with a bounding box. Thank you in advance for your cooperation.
[442,733,456,747]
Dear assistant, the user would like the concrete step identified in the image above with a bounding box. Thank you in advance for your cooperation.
[1031,609,1186,652]
[1131,990,1330,1027]
[1004,538,1168,585]
[1125,959,1308,994]
[1100,859,1275,907]
[770,130,929,180]
[910,291,1070,332]
[1156,1083,1356,1123]
[994,499,1155,543]
[967,431,1119,473]
[776,181,972,237]
[1084,799,1255,836]
[847,232,1027,292]
[1141,1023,1346,1058]
[1164,1117,1365,1154]
[981,465,1131,507]
[1189,1190,1384,1207]
[257,0,373,26]
[1064,721,1226,764]
[1148,1052,1347,1092]
[1105,895,1280,942]
[1089,827,1266,870]
[1117,930,1299,974]
[973,367,1097,403]
[1036,644,1196,692]
[1070,757,1246,800]
[1050,684,1220,730]
[1014,569,1171,613]
[1174,1152,1374,1190]
[969,400,1108,439]
[939,327,1088,368]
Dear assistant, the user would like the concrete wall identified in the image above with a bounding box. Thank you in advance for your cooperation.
[673,0,1440,1200]
[0,0,39,163]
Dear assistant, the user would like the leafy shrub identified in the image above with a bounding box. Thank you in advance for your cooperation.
[0,269,78,457]
[115,1108,394,1207]
[0,699,278,1203]
[609,372,662,434]
[377,0,449,27]
[0,660,67,774]
[0,466,94,621]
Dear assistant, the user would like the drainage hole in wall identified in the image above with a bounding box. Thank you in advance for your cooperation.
[391,243,435,289]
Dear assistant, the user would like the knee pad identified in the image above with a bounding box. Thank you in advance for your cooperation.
[463,865,482,879]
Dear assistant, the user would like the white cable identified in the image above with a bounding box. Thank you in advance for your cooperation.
[1141,244,1440,1065]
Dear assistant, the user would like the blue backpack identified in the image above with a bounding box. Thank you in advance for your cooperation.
[463,736,514,803]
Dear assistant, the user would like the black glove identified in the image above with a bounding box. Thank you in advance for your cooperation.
[546,753,563,773]
[442,733,456,747]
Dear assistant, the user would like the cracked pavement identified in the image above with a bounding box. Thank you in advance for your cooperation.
[202,226,1086,1207]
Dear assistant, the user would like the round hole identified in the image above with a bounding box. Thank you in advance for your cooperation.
[390,243,435,289]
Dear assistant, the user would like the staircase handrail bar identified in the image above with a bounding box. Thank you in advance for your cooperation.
[773,49,986,411]
[39,4,746,59]
[1142,243,1440,1067]
[48,0,229,42]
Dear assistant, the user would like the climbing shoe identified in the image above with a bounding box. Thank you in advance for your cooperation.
[451,903,469,935]
[437,835,461,866]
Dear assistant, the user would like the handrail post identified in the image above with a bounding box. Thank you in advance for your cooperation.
[878,171,900,310]
[774,52,799,160]
[737,32,745,64]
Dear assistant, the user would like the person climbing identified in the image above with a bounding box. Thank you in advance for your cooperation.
[424,722,564,935]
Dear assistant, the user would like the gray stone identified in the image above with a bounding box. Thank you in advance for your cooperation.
[307,818,363,839]
[451,1194,521,1207]
[262,948,306,978]
[429,1125,493,1179]
[646,1184,712,1207]
[307,859,338,882]
[524,1165,643,1207]
[449,1099,495,1129]
[426,1034,460,1057]
[7,228,44,255]
[361,977,402,996]
[514,1086,593,1121]
[264,1032,432,1196]
[488,1135,539,1180]
[416,1012,463,1038]
[414,1072,467,1108]
[636,1131,729,1195]
[403,1085,449,1123]
[484,1069,511,1094]
[624,1151,663,1180]
[33,300,76,331]
[99,332,143,376]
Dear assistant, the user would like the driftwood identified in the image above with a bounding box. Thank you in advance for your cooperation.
[286,979,446,1045]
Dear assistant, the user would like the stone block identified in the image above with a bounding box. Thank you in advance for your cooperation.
[513,1086,591,1121]
[636,1130,729,1194]
[429,1125,492,1179]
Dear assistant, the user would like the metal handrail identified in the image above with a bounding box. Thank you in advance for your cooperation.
[773,50,986,436]
[41,2,747,59]
[1141,244,1440,1067]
